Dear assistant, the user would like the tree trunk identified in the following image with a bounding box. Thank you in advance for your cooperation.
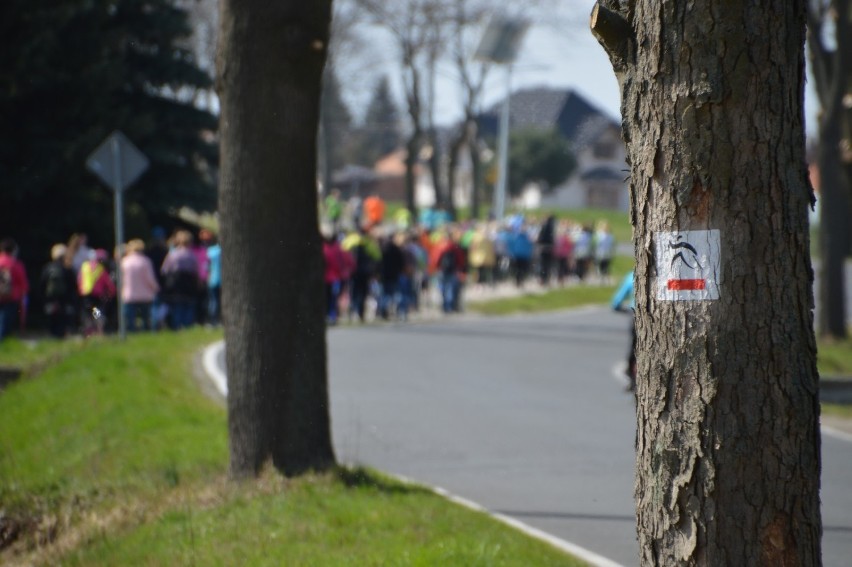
[426,128,445,210]
[816,120,850,338]
[405,131,420,216]
[217,0,336,478]
[470,120,483,220]
[446,130,464,219]
[593,1,822,564]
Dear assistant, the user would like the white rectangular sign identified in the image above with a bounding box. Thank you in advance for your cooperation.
[655,230,721,301]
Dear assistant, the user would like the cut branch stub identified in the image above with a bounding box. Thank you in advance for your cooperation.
[590,2,634,73]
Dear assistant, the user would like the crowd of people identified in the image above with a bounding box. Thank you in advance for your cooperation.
[0,228,221,340]
[0,196,619,340]
[319,192,620,325]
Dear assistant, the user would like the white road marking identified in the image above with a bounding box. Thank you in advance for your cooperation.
[203,340,626,567]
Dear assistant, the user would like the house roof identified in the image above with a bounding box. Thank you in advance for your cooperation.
[478,87,619,146]
[332,164,377,185]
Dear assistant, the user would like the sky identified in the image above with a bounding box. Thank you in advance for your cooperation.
[350,2,819,137]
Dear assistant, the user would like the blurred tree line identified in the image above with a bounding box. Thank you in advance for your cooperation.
[0,0,218,275]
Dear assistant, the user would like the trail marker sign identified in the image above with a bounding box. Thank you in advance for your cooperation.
[655,229,721,301]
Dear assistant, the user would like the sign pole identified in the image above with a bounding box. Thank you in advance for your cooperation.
[86,130,149,340]
[474,16,528,221]
[111,136,127,340]
[493,64,512,221]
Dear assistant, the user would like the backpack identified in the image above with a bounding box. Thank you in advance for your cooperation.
[438,248,456,276]
[0,266,13,300]
[353,245,375,278]
[44,263,67,299]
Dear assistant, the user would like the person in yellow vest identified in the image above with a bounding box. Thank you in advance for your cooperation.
[78,249,116,336]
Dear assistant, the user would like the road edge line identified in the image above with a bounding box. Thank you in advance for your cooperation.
[394,473,626,567]
[203,339,227,396]
[202,340,626,566]
[822,425,852,444]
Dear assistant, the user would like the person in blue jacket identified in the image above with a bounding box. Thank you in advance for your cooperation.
[612,270,635,391]
[507,226,534,288]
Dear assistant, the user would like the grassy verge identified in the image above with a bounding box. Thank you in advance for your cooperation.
[817,334,852,376]
[469,284,620,316]
[60,468,582,567]
[0,336,89,375]
[0,329,584,566]
[467,255,633,316]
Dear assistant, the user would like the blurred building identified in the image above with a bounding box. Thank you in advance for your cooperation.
[478,87,628,211]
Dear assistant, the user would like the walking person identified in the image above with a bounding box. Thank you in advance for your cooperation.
[146,227,170,329]
[342,227,380,323]
[573,224,594,282]
[467,224,496,289]
[377,232,405,320]
[507,225,533,288]
[431,232,465,314]
[555,221,574,286]
[193,230,214,325]
[160,230,200,329]
[206,234,222,327]
[78,249,116,336]
[612,270,636,392]
[39,243,78,338]
[594,221,616,284]
[322,226,346,325]
[120,239,160,332]
[537,215,557,286]
[0,238,30,340]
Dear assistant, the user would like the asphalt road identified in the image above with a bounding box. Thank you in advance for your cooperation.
[213,306,852,565]
[325,307,852,566]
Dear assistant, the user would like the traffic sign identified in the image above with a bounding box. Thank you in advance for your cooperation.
[86,130,149,192]
[85,130,149,340]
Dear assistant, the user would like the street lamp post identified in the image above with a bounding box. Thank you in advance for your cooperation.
[474,16,528,221]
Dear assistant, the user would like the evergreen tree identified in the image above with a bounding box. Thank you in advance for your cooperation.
[0,0,217,266]
[353,76,401,166]
[319,65,353,190]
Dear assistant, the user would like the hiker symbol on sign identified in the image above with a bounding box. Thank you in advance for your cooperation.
[655,230,721,301]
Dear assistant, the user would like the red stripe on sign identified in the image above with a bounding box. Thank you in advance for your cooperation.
[668,279,706,291]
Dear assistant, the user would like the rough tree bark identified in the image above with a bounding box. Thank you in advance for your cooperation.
[217,0,336,478]
[593,1,822,564]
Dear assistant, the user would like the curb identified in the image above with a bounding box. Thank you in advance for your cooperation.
[200,340,626,567]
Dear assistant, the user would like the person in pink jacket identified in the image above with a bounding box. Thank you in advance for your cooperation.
[121,239,160,331]
[322,226,350,325]
[0,238,29,340]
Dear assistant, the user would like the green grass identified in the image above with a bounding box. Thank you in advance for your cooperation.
[0,329,228,507]
[0,335,89,374]
[0,329,585,566]
[469,284,621,316]
[61,468,582,567]
[468,256,633,316]
[822,403,852,419]
[817,334,852,376]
